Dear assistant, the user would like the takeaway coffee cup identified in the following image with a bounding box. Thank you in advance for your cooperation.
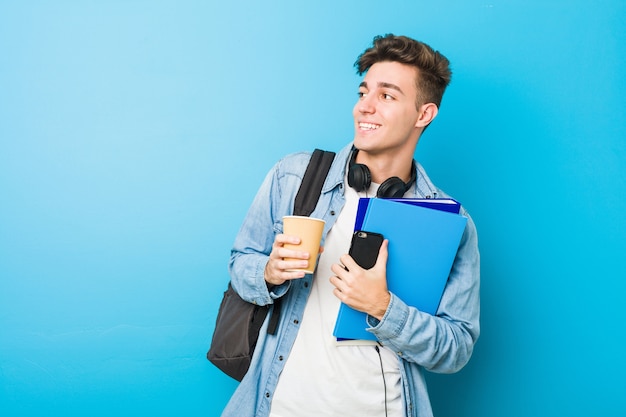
[282,215,325,273]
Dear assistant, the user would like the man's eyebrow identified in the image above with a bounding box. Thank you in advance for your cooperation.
[358,81,405,95]
[379,82,404,95]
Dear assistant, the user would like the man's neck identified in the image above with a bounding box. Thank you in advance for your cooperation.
[356,149,416,184]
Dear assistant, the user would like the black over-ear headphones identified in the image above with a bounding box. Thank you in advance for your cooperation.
[347,148,417,198]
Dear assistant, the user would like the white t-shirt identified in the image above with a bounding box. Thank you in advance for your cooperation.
[270,183,403,417]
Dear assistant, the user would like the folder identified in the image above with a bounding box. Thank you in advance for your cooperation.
[333,198,468,341]
[354,197,461,231]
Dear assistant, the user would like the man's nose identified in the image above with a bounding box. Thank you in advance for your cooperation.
[358,94,375,114]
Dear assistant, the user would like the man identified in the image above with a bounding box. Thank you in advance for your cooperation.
[222,34,480,417]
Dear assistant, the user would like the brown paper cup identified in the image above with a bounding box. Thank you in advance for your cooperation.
[282,216,325,273]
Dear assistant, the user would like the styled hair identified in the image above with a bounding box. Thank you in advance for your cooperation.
[354,34,452,108]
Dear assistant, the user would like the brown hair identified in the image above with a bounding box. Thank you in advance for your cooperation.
[355,34,452,108]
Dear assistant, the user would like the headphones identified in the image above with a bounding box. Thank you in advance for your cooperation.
[347,148,417,198]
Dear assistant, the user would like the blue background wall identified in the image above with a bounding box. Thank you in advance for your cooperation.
[1,1,625,416]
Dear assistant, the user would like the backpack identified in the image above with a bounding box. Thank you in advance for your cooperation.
[207,149,336,381]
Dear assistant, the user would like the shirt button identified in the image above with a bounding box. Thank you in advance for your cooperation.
[293,319,300,325]
[278,355,284,361]
[265,392,270,398]
[330,210,336,215]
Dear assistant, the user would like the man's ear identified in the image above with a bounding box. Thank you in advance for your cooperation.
[415,103,439,128]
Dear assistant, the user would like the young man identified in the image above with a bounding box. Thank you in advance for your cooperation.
[222,34,480,417]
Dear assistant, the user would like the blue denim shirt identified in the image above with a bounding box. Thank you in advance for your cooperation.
[222,142,480,417]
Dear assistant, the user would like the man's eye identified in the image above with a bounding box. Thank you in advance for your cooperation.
[382,93,394,100]
[358,91,367,98]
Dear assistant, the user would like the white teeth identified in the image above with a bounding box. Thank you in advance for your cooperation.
[359,122,380,130]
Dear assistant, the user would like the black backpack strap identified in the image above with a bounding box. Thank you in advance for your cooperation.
[267,149,335,335]
[293,149,336,216]
[266,295,281,335]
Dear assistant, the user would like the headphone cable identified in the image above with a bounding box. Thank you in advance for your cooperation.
[374,344,388,417]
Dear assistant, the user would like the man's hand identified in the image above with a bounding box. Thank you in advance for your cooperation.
[329,239,391,321]
[264,234,322,286]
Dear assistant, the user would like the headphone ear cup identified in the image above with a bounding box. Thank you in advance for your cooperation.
[377,177,408,198]
[347,163,371,192]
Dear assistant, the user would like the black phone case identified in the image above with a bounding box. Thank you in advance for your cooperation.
[348,231,384,270]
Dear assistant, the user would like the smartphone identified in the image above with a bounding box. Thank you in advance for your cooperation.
[348,230,384,270]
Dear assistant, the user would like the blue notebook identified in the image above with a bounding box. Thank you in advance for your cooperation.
[333,198,468,341]
[354,197,461,231]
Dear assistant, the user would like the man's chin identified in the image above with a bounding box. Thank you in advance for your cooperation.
[352,134,377,148]
[352,137,381,153]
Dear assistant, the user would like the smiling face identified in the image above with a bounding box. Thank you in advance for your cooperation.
[352,61,433,158]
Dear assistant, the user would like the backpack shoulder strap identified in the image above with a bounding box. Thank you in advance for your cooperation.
[267,149,335,335]
[293,149,336,217]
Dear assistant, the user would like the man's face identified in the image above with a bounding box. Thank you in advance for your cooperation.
[352,61,422,156]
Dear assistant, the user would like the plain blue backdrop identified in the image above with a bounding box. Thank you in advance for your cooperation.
[1,1,625,416]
